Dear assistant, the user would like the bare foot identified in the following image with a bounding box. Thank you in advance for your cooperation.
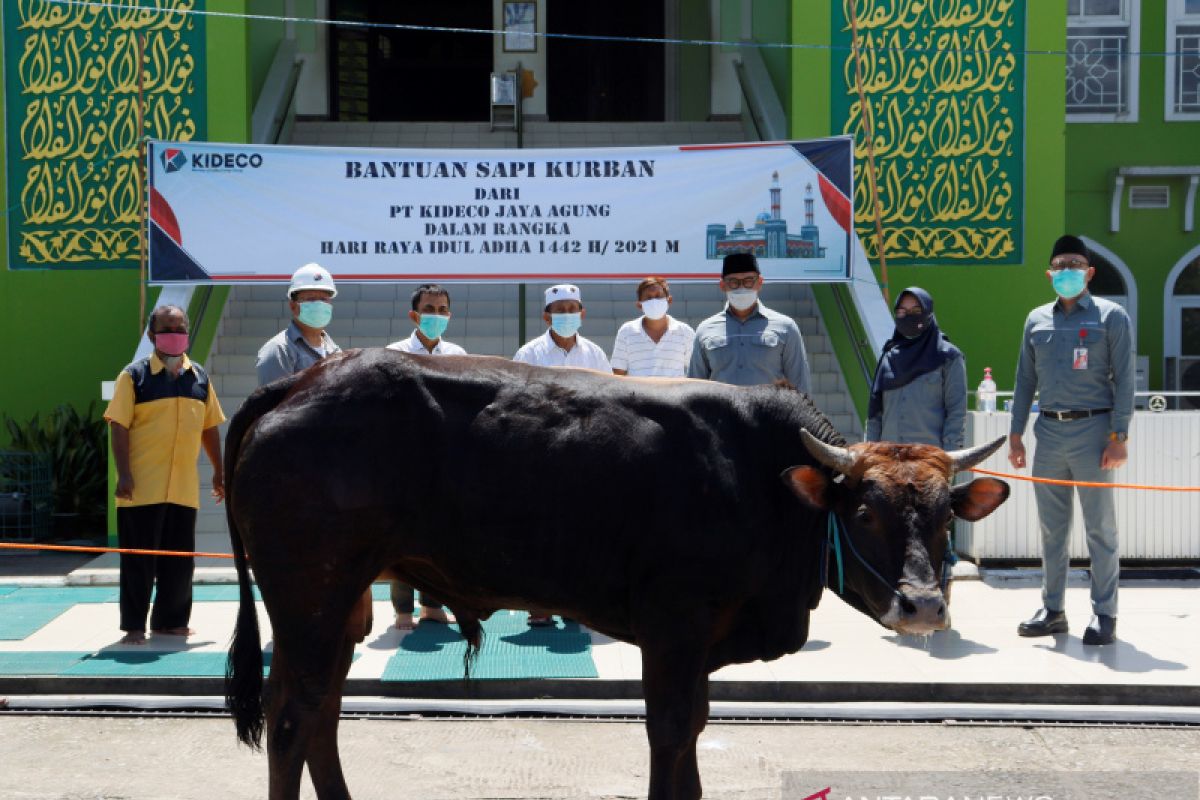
[419,607,455,625]
[120,631,147,645]
[394,612,415,631]
[150,627,195,637]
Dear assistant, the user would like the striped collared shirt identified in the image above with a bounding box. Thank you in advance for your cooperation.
[610,315,695,377]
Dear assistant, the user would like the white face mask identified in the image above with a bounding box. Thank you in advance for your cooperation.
[640,298,669,320]
[726,289,758,311]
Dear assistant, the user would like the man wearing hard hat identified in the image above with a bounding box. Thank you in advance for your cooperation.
[256,263,343,386]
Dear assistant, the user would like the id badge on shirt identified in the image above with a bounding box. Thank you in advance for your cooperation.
[1073,347,1088,370]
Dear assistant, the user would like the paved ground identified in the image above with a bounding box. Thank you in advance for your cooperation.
[0,715,1197,799]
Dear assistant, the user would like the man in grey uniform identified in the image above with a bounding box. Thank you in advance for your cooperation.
[256,263,342,386]
[1008,235,1134,645]
[687,253,811,392]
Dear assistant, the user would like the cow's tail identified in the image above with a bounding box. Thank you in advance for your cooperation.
[224,378,300,750]
[458,615,483,680]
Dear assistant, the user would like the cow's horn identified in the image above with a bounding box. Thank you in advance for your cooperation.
[800,429,857,474]
[945,435,1007,473]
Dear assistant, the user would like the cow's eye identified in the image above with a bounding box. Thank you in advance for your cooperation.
[854,506,874,525]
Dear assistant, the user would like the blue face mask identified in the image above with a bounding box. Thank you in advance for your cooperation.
[417,313,450,341]
[297,300,333,328]
[1052,268,1087,300]
[550,313,582,338]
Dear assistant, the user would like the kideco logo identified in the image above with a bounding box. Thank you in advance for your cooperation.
[190,152,265,171]
[161,148,187,173]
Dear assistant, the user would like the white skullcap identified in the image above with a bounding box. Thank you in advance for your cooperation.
[544,284,582,306]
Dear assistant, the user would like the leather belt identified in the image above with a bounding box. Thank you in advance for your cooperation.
[1041,408,1111,421]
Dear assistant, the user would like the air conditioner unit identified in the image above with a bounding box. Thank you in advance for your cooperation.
[1177,357,1200,410]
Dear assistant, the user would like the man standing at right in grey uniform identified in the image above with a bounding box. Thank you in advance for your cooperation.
[1008,235,1134,646]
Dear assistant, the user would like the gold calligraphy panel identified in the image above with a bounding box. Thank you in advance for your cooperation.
[5,0,206,267]
[833,0,1024,263]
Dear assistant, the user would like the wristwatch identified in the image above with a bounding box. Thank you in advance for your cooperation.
[1109,431,1128,443]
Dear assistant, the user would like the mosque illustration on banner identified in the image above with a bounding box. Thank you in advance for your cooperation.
[705,172,827,260]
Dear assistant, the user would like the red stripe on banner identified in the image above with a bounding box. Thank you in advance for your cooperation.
[677,142,790,151]
[149,187,182,245]
[818,173,852,234]
[206,273,724,281]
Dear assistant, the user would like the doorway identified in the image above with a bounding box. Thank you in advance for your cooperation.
[546,0,665,121]
[1166,247,1200,409]
[330,0,493,121]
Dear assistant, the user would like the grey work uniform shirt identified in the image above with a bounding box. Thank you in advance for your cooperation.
[255,321,342,386]
[687,302,811,392]
[1010,293,1135,436]
[865,354,968,450]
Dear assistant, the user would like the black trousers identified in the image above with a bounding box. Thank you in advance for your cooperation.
[117,503,196,632]
[390,580,442,615]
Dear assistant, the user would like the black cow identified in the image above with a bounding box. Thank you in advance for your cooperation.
[224,349,1008,800]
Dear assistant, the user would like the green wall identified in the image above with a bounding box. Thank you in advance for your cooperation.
[0,0,254,439]
[793,1,1066,406]
[248,0,289,109]
[679,0,712,121]
[1064,1,1200,388]
[752,0,791,120]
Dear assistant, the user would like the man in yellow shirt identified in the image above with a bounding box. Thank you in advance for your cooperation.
[103,305,226,644]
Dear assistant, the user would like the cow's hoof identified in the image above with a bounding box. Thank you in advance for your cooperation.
[527,615,555,627]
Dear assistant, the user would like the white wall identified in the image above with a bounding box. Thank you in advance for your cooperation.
[492,0,548,117]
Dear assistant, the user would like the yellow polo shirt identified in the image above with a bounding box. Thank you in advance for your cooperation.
[103,353,226,509]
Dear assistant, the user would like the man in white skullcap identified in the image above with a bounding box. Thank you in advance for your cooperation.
[512,284,610,627]
[513,284,612,372]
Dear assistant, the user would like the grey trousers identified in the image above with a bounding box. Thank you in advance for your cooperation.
[1032,413,1120,616]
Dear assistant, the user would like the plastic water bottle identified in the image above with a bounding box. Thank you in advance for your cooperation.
[977,367,998,413]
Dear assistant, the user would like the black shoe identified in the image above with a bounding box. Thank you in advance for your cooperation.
[1082,615,1116,645]
[1018,608,1068,637]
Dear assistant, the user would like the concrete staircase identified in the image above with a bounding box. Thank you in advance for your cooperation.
[194,121,864,541]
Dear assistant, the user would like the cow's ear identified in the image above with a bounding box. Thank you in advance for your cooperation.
[782,466,830,510]
[951,477,1010,521]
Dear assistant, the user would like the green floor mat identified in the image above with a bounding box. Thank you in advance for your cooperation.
[0,603,74,640]
[61,649,358,677]
[191,585,262,602]
[0,651,91,675]
[63,650,268,677]
[381,612,597,682]
[191,584,390,602]
[1,587,118,604]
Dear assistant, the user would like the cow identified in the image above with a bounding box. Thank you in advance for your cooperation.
[223,348,1009,800]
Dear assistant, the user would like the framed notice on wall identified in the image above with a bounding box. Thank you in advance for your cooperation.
[503,2,536,52]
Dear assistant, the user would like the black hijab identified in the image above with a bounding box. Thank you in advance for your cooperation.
[868,287,963,421]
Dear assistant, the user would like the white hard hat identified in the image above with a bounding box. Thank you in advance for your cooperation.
[288,263,337,298]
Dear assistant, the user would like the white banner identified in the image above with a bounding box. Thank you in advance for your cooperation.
[147,138,854,285]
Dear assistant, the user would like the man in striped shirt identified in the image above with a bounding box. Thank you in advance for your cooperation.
[611,276,694,377]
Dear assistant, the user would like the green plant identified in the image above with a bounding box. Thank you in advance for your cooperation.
[3,402,107,518]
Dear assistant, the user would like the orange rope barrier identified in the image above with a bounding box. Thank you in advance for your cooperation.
[0,542,233,558]
[970,466,1200,492]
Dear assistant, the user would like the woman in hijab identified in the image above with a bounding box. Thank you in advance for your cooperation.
[865,287,967,450]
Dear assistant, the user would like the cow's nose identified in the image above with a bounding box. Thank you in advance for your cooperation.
[900,591,947,629]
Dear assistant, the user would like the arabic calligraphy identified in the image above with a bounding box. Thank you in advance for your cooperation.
[836,0,1024,263]
[6,0,203,266]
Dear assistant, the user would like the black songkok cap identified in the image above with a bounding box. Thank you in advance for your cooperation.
[1050,235,1090,261]
[722,252,759,276]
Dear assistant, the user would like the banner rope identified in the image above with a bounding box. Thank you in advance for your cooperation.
[0,542,233,558]
[43,0,1198,58]
[970,467,1200,492]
